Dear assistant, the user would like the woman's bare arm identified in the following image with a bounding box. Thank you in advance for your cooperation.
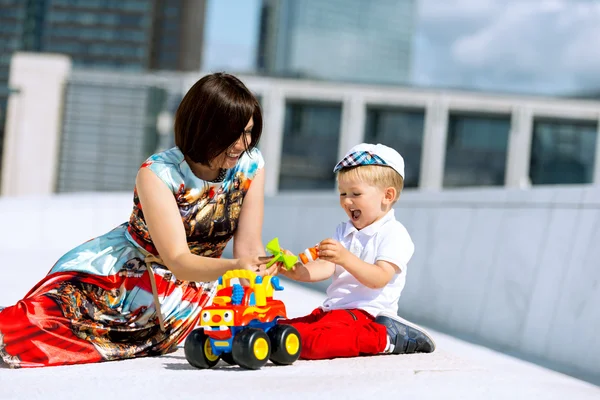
[136,168,267,281]
[233,167,266,258]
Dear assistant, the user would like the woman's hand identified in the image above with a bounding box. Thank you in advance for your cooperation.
[235,255,273,276]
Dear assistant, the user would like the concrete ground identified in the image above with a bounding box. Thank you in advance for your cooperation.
[1,256,599,400]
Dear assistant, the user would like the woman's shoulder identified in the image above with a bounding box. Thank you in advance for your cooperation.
[235,147,264,178]
[139,147,186,193]
[142,147,184,168]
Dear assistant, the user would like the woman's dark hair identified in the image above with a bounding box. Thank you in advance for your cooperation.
[174,72,263,165]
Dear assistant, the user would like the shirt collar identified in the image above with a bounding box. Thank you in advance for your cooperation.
[342,209,396,238]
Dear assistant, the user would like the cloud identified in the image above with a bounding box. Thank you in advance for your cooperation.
[414,0,600,94]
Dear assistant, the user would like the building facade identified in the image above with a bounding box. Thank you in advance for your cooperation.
[41,0,205,72]
[0,0,206,187]
[0,0,205,73]
[0,0,47,180]
[3,54,600,197]
[256,0,415,85]
[256,0,416,190]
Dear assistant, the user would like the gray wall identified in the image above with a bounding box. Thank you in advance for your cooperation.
[1,186,598,383]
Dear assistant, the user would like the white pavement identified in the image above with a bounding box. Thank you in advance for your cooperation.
[0,258,599,400]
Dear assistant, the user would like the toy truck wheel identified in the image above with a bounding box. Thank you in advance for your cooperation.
[232,328,271,370]
[184,328,220,369]
[268,324,301,365]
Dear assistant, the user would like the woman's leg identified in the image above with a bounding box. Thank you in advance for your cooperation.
[0,295,102,368]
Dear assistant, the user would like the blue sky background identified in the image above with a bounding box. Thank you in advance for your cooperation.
[203,0,261,73]
[202,0,600,95]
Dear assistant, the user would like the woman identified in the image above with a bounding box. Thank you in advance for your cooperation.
[0,73,273,368]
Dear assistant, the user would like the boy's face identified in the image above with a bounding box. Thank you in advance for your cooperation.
[337,176,392,230]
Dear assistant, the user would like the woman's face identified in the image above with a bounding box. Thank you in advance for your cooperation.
[213,117,253,170]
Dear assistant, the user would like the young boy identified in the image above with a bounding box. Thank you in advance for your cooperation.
[280,143,435,360]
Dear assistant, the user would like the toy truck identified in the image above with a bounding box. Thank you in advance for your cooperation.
[184,269,302,370]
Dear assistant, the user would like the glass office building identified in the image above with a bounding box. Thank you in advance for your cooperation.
[0,0,45,182]
[43,0,154,71]
[0,0,205,191]
[42,0,205,71]
[259,0,417,190]
[257,0,415,85]
[0,1,46,84]
[0,0,205,87]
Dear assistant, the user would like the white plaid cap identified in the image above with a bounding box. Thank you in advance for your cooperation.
[333,143,405,179]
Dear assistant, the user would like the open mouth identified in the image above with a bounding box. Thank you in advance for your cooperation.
[351,209,361,220]
[206,325,229,331]
[204,325,232,340]
[226,152,241,160]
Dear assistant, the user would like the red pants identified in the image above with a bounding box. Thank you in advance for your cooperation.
[281,308,387,360]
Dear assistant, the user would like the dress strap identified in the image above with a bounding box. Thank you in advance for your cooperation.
[144,254,166,332]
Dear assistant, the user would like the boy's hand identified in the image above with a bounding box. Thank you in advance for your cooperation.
[317,239,350,266]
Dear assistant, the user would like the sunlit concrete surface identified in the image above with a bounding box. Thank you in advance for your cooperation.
[1,192,599,399]
[1,264,599,400]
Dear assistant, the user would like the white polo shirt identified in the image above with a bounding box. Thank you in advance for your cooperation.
[322,209,414,317]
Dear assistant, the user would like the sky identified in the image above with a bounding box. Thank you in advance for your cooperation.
[202,0,262,73]
[202,0,600,95]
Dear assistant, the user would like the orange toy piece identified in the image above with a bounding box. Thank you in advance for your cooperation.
[299,246,319,265]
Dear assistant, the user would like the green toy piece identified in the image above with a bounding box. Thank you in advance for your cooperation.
[265,238,298,270]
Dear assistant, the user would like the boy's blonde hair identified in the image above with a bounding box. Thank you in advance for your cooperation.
[337,165,404,202]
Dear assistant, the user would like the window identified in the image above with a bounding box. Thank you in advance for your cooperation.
[57,82,166,192]
[444,113,510,187]
[529,118,597,184]
[364,106,424,188]
[119,14,145,26]
[279,101,342,190]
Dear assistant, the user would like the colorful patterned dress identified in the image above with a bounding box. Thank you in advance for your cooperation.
[0,147,264,368]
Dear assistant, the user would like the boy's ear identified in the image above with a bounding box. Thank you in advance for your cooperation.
[383,187,397,204]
